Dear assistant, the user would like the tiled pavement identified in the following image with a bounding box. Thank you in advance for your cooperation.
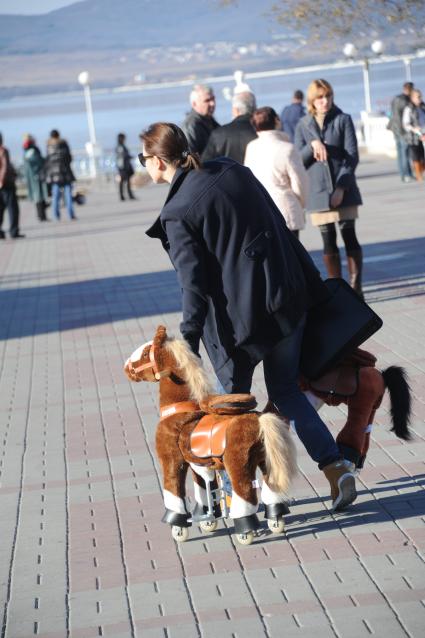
[0,156,424,638]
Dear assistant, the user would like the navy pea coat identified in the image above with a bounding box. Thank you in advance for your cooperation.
[294,105,362,212]
[146,158,329,387]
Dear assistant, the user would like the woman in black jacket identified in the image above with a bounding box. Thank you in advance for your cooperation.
[115,133,136,201]
[140,121,357,511]
[295,79,364,297]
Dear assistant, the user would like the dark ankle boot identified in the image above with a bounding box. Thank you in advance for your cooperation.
[346,249,363,298]
[36,201,47,221]
[323,252,342,278]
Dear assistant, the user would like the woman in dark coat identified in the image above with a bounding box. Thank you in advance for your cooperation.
[23,134,49,221]
[45,129,76,220]
[115,133,135,201]
[295,79,364,297]
[140,121,357,511]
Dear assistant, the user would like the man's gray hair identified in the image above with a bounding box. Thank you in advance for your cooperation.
[232,91,257,115]
[190,84,214,104]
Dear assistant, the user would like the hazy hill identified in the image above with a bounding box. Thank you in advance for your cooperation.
[0,0,281,54]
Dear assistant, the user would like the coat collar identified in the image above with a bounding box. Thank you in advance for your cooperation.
[145,167,189,243]
[305,104,343,136]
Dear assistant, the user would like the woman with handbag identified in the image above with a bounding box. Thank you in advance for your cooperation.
[140,121,358,512]
[295,79,364,297]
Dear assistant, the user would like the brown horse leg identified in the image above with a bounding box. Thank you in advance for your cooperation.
[336,368,384,467]
[222,440,261,532]
[155,423,190,521]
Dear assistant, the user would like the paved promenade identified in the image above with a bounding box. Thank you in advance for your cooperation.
[1,156,424,638]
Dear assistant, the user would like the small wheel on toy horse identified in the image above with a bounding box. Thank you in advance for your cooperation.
[199,520,218,533]
[171,526,189,542]
[236,531,254,545]
[267,517,285,534]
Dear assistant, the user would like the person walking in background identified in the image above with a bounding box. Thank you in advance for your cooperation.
[244,106,308,239]
[402,88,425,182]
[115,133,136,200]
[182,84,219,155]
[45,129,76,221]
[387,82,415,183]
[0,132,24,239]
[23,134,49,222]
[295,79,364,297]
[202,91,257,163]
[280,90,306,143]
[140,121,357,512]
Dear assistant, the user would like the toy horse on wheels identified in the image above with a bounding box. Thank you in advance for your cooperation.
[124,325,297,545]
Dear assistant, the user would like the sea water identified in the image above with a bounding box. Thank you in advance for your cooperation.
[1,58,424,163]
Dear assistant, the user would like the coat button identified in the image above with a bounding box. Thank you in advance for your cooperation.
[247,249,255,257]
[264,231,272,239]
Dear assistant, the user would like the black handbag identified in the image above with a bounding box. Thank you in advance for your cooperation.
[300,278,383,380]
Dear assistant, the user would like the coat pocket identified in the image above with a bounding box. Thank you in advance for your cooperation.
[244,230,272,260]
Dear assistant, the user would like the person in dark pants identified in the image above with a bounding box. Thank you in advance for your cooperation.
[0,133,24,239]
[23,134,49,222]
[295,79,364,297]
[115,133,136,201]
[139,121,358,512]
[280,89,306,143]
[387,82,415,182]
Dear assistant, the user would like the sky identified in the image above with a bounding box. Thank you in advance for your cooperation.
[0,0,77,14]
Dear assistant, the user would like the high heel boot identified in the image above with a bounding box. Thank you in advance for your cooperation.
[346,249,364,298]
[322,252,342,278]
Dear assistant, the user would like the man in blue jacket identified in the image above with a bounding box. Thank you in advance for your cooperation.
[280,90,306,143]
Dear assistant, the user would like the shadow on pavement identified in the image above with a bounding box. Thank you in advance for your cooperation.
[1,236,424,340]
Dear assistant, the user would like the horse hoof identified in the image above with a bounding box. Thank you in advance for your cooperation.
[171,525,189,542]
[199,520,218,533]
[236,531,254,545]
[267,517,285,533]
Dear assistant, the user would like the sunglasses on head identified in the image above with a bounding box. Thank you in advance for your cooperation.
[138,153,154,167]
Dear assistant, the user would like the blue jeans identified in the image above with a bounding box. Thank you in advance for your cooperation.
[219,316,340,469]
[395,136,413,180]
[51,183,75,219]
[263,316,340,468]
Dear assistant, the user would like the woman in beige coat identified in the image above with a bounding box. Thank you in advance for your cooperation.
[244,106,308,238]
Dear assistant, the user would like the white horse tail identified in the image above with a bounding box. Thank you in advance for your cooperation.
[258,413,297,493]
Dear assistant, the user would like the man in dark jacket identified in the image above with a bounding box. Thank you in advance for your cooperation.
[0,133,24,239]
[280,90,306,143]
[202,91,257,163]
[181,85,219,155]
[387,82,414,182]
[142,126,357,511]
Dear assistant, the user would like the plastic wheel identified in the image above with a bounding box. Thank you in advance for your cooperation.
[199,520,218,533]
[171,525,189,542]
[267,517,285,533]
[236,531,254,545]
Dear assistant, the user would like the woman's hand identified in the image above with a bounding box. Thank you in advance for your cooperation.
[311,139,327,162]
[330,187,344,209]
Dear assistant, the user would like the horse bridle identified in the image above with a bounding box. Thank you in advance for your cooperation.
[128,340,164,381]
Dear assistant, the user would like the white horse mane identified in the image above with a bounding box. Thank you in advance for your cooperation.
[165,337,214,402]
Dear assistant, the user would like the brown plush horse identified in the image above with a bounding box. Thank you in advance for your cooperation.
[124,325,297,544]
[299,348,412,472]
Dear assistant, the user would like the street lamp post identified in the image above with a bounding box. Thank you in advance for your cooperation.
[343,40,384,114]
[78,71,98,178]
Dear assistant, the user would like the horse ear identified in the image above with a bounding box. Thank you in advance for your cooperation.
[154,325,167,347]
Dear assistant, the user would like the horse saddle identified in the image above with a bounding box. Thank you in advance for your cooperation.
[190,414,231,459]
[199,393,257,415]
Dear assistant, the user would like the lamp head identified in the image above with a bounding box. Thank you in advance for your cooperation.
[343,43,357,58]
[78,71,90,86]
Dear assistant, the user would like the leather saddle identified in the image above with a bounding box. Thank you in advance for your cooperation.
[190,393,257,458]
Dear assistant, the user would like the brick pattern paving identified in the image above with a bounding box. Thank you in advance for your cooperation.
[1,158,424,637]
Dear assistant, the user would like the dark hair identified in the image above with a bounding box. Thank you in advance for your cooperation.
[294,89,304,101]
[117,132,126,144]
[251,107,278,132]
[139,122,201,170]
[50,129,60,139]
[403,82,414,93]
